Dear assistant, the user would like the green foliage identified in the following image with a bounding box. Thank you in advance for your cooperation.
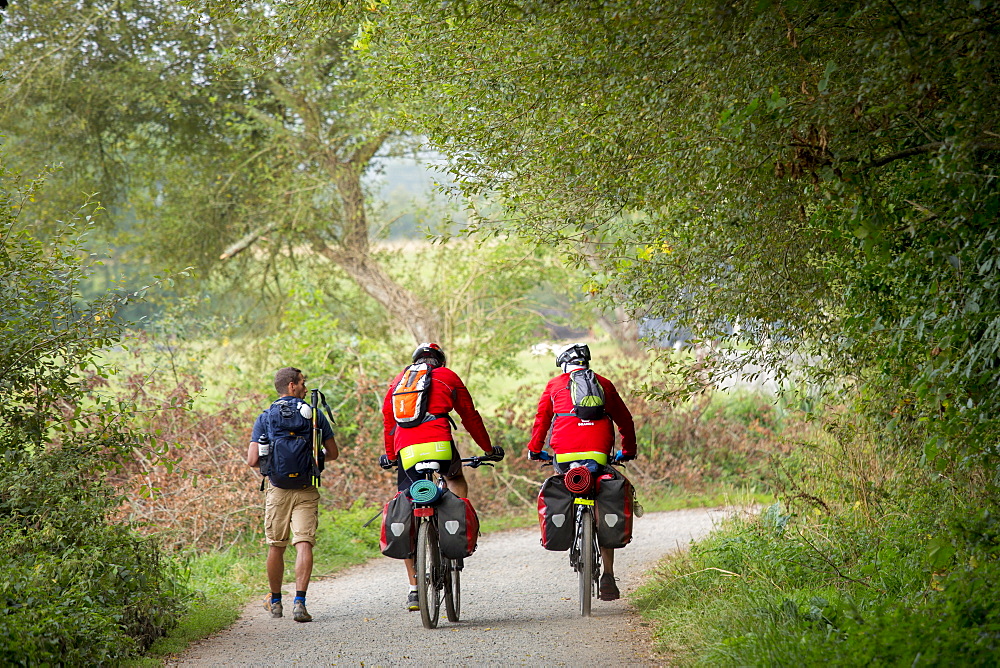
[315,503,384,570]
[0,161,188,662]
[0,0,456,345]
[350,0,1000,466]
[635,433,1000,666]
[0,450,187,665]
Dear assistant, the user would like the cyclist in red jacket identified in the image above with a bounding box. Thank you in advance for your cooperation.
[526,342,637,601]
[380,342,504,611]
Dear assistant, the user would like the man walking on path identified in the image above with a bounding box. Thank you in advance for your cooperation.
[526,342,637,601]
[380,342,504,610]
[247,367,338,622]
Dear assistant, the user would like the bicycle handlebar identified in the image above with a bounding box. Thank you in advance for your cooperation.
[381,455,499,472]
[535,460,625,468]
[461,456,497,469]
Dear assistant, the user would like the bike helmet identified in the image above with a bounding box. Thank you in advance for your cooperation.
[554,342,591,368]
[412,342,446,367]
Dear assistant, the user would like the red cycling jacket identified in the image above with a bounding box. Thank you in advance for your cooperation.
[382,365,492,459]
[526,371,637,458]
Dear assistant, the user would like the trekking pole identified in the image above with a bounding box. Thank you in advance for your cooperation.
[311,388,321,487]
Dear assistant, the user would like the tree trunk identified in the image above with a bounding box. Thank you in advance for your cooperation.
[310,238,439,342]
[317,137,440,343]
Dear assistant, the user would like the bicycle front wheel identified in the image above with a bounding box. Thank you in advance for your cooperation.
[444,558,461,622]
[416,521,442,628]
[579,510,595,617]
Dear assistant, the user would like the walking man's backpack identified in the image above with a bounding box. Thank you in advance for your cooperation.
[259,398,317,489]
[391,363,433,428]
[567,368,606,421]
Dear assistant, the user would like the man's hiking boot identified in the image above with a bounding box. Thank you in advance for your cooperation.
[264,597,283,618]
[292,600,312,623]
[598,573,620,601]
[407,590,420,611]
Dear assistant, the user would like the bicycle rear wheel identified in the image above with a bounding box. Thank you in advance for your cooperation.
[444,559,462,622]
[579,510,595,617]
[416,521,442,628]
[444,558,461,622]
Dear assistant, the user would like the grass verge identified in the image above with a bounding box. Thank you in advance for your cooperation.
[633,472,1000,665]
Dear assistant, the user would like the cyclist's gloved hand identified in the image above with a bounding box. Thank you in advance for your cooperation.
[613,450,636,464]
[378,454,394,470]
[528,449,552,461]
[488,445,505,461]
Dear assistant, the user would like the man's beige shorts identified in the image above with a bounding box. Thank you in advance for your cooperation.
[264,485,320,547]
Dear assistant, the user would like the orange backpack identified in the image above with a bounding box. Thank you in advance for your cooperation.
[391,363,433,428]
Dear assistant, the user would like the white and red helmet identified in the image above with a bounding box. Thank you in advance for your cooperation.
[412,342,446,367]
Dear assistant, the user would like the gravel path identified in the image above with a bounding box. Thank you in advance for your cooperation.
[167,508,730,667]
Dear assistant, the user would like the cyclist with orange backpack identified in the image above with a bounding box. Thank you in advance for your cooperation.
[526,343,637,601]
[380,343,504,610]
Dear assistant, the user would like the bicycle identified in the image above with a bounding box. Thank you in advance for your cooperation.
[403,455,497,629]
[539,455,626,617]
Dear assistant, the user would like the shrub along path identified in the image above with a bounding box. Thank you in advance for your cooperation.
[166,508,731,666]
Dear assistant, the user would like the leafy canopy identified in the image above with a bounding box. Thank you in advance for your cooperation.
[347,0,1000,463]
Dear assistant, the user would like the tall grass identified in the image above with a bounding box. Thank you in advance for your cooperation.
[634,416,1000,666]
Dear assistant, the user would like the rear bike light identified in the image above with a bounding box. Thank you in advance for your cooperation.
[409,479,443,504]
[564,466,593,494]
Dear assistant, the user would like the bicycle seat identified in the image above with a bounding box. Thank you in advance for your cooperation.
[415,461,442,473]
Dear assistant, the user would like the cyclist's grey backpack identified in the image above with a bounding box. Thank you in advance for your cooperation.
[380,491,415,559]
[437,490,480,559]
[261,398,318,489]
[537,475,574,551]
[595,468,635,549]
[564,368,606,421]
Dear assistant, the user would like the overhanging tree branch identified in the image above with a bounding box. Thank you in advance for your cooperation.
[219,222,278,260]
[844,141,1000,171]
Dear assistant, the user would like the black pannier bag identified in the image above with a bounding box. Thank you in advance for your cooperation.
[380,491,415,559]
[595,468,635,549]
[537,474,574,551]
[436,490,480,559]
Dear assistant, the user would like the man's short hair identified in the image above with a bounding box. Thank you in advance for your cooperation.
[274,367,303,394]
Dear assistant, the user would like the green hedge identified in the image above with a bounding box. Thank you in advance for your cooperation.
[0,450,187,665]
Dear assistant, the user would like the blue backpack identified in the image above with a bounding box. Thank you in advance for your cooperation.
[259,398,317,489]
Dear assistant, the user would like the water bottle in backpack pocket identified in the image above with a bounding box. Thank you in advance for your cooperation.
[537,474,574,551]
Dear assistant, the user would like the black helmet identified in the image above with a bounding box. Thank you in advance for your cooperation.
[555,343,591,368]
[412,342,446,367]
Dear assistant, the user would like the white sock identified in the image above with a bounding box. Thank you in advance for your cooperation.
[409,585,417,592]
